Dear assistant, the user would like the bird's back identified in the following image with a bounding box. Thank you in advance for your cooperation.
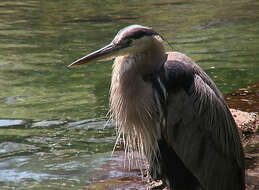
[149,51,245,190]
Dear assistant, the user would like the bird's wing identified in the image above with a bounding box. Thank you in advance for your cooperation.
[162,52,245,190]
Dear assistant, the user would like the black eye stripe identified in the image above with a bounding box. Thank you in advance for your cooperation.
[124,28,157,40]
[119,39,132,48]
[126,39,132,45]
[113,26,160,45]
[128,31,148,39]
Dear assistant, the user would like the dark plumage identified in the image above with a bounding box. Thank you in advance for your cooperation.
[148,53,245,189]
[69,25,245,190]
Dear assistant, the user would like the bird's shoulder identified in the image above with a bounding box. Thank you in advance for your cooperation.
[164,52,195,74]
[160,52,196,91]
[161,52,223,99]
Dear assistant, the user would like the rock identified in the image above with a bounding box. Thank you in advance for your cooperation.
[0,120,26,128]
[68,120,115,130]
[245,131,259,190]
[31,120,67,128]
[230,109,258,134]
[67,118,104,127]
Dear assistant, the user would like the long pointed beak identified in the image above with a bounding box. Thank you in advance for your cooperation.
[68,43,118,68]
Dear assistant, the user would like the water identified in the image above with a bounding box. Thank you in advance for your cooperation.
[0,120,115,190]
[0,0,258,189]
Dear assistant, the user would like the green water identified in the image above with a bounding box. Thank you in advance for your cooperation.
[0,0,258,121]
[0,0,258,189]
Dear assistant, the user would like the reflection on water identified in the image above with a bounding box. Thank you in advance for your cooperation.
[0,0,258,189]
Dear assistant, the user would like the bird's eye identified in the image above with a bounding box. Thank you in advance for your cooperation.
[119,39,132,48]
[125,39,132,45]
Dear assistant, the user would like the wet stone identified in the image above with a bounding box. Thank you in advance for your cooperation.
[226,82,259,113]
[31,120,67,128]
[68,120,115,130]
[67,118,107,127]
[0,120,26,128]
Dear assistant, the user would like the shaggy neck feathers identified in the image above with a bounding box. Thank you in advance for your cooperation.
[110,40,166,164]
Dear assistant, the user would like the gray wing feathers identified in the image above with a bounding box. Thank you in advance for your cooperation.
[190,75,243,164]
[164,53,245,189]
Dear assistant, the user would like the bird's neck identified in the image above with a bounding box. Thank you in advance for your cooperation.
[110,42,166,131]
[110,44,165,162]
[114,45,166,78]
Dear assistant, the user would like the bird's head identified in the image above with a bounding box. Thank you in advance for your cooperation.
[68,25,164,67]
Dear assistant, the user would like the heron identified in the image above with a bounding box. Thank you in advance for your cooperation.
[68,25,245,190]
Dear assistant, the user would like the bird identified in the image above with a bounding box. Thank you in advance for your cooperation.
[68,25,245,190]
